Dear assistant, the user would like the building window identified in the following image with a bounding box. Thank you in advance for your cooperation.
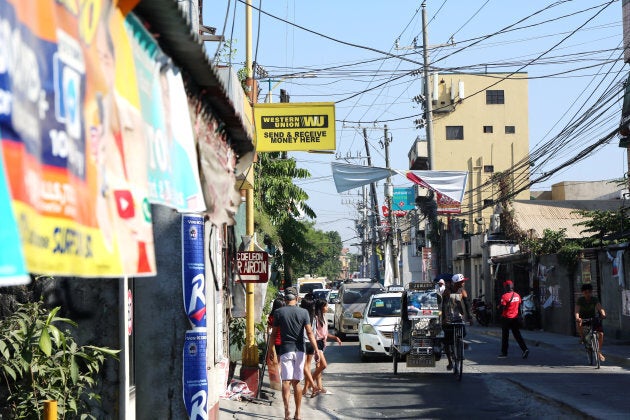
[483,126,493,133]
[486,90,505,104]
[446,126,464,140]
[505,125,516,134]
[484,165,494,173]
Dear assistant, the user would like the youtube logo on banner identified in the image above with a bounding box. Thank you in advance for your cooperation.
[114,190,135,219]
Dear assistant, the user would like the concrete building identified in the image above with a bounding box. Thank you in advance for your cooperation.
[410,72,530,232]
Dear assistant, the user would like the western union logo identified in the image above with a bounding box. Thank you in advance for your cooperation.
[261,115,329,129]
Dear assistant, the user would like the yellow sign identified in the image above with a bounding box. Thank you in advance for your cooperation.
[254,102,336,152]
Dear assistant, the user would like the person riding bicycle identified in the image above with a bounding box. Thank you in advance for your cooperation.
[441,273,473,371]
[575,283,606,362]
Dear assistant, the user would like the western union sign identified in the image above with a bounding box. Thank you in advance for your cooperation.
[254,102,336,152]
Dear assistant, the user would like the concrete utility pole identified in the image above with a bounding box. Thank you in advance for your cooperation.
[422,2,435,171]
[384,125,400,284]
[362,127,381,281]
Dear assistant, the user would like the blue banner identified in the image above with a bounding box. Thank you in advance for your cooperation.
[182,329,208,419]
[393,187,416,211]
[182,214,206,328]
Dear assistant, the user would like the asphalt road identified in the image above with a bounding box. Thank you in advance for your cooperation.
[220,326,630,419]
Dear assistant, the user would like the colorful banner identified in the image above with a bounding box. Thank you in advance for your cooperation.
[125,15,205,213]
[182,214,207,328]
[0,147,29,286]
[393,187,416,211]
[0,0,157,276]
[183,329,208,419]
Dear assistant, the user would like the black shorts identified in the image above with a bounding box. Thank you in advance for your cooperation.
[316,339,325,351]
[305,342,315,355]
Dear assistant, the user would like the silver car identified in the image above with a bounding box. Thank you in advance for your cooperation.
[334,281,385,338]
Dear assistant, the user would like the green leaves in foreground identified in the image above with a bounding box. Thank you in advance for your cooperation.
[0,301,119,419]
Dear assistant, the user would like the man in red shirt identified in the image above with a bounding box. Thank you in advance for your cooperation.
[497,280,529,359]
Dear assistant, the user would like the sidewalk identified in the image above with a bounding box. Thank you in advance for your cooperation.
[219,371,325,420]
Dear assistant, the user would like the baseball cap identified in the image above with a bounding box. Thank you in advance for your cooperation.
[284,287,298,300]
[452,273,468,283]
[503,280,514,287]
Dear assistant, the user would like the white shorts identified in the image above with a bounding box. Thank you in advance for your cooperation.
[279,351,306,381]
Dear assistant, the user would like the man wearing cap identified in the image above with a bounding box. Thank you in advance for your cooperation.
[498,280,529,359]
[270,286,320,420]
[441,273,473,371]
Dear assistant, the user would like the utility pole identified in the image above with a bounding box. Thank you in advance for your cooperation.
[384,125,400,285]
[241,0,259,393]
[422,1,435,171]
[362,127,381,282]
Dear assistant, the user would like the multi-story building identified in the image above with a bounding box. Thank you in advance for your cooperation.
[410,72,530,232]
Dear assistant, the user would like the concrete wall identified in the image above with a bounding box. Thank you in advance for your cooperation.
[135,205,189,419]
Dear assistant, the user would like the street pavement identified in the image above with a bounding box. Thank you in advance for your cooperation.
[219,326,630,419]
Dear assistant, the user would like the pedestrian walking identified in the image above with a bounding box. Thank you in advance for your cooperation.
[299,293,319,397]
[266,297,286,390]
[270,287,320,420]
[497,280,529,359]
[311,298,342,396]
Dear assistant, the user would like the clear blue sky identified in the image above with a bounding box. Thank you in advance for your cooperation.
[204,0,626,251]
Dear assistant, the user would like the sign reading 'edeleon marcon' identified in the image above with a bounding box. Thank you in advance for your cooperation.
[254,102,336,152]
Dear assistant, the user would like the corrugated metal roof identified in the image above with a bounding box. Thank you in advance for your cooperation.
[133,0,254,156]
[512,200,623,239]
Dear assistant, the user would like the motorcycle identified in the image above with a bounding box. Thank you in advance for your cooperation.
[472,292,491,326]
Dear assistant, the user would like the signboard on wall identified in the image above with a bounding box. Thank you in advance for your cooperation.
[254,102,336,152]
[236,251,269,283]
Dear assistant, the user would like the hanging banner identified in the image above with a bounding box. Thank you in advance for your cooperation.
[331,162,394,193]
[182,214,207,328]
[125,15,205,213]
[0,0,156,276]
[254,102,336,152]
[182,329,208,420]
[393,187,416,211]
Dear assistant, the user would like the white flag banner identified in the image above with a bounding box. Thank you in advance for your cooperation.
[331,162,395,193]
[399,170,468,203]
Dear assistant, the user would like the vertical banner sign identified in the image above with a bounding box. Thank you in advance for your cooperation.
[182,214,206,328]
[183,330,208,420]
[182,214,208,419]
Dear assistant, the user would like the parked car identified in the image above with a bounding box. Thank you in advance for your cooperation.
[358,291,403,361]
[334,281,385,338]
[327,290,339,327]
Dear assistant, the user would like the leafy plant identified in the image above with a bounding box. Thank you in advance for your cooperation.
[0,301,119,419]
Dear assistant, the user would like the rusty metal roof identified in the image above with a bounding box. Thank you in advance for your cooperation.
[133,0,254,156]
[512,200,624,239]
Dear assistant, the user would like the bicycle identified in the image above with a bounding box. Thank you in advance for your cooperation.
[581,317,601,369]
[445,321,465,381]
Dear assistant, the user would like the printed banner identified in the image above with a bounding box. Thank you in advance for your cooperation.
[0,148,29,286]
[0,0,156,276]
[125,15,205,213]
[182,214,206,328]
[183,329,208,420]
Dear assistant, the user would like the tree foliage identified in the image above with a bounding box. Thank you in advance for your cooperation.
[0,301,119,419]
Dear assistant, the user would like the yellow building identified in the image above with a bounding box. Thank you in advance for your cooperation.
[410,72,530,233]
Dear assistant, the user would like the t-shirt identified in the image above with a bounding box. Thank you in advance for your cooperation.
[500,291,521,319]
[273,304,311,355]
[577,296,600,318]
